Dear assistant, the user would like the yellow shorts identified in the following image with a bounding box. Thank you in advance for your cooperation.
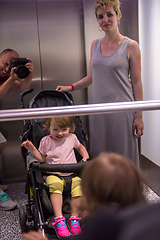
[45,175,82,197]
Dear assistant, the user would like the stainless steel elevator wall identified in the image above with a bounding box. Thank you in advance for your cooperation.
[0,0,42,183]
[0,0,88,183]
[0,0,138,183]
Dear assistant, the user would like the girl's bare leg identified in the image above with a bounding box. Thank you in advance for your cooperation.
[50,193,63,217]
[71,196,81,216]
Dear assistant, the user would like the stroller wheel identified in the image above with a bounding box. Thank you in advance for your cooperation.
[19,204,29,233]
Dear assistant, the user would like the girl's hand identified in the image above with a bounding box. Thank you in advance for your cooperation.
[21,140,34,151]
[81,158,87,162]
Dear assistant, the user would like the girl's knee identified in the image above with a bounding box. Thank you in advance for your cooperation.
[71,176,82,197]
[45,175,64,194]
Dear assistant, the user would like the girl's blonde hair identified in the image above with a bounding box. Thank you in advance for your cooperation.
[94,0,122,19]
[44,116,75,133]
[81,152,146,214]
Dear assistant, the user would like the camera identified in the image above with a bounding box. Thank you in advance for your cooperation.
[9,58,30,79]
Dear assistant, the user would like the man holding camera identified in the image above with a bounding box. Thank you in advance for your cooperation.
[0,48,34,211]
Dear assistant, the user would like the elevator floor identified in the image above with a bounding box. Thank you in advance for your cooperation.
[0,182,160,240]
[140,154,160,196]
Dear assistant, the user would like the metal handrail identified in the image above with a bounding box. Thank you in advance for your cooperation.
[1,100,160,122]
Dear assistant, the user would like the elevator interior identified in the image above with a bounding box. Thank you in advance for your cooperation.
[0,0,158,196]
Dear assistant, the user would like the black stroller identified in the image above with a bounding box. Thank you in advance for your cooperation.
[18,89,89,239]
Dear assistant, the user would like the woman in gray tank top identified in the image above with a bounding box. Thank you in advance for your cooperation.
[56,0,144,165]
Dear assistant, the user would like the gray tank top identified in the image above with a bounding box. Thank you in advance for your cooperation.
[91,36,134,104]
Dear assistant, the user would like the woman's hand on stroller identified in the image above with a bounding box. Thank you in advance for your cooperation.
[56,85,72,92]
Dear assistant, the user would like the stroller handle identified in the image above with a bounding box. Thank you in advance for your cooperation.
[19,88,34,109]
[30,161,88,173]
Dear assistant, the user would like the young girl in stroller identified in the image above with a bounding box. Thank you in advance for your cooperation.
[21,116,89,238]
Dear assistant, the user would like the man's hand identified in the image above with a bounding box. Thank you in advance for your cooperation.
[10,67,19,81]
[25,58,34,79]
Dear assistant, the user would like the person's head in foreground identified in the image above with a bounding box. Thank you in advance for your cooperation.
[81,152,146,215]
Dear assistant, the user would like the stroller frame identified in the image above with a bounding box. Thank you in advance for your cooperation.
[18,89,89,238]
[19,158,86,235]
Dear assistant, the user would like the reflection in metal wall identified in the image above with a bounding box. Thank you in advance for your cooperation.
[0,0,42,183]
[0,0,87,183]
[0,0,138,183]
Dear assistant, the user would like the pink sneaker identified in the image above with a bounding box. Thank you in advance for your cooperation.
[52,216,70,238]
[68,216,82,235]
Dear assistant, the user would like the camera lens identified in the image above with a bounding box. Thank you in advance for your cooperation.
[15,65,30,79]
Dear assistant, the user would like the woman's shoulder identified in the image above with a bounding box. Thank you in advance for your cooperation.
[124,36,139,48]
[122,37,140,57]
[128,38,140,56]
[91,38,101,54]
[91,38,101,46]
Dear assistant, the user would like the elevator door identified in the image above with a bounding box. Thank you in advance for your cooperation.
[36,0,88,124]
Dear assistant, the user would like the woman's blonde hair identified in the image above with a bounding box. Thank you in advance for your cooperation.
[44,116,75,133]
[81,152,146,214]
[94,0,122,19]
